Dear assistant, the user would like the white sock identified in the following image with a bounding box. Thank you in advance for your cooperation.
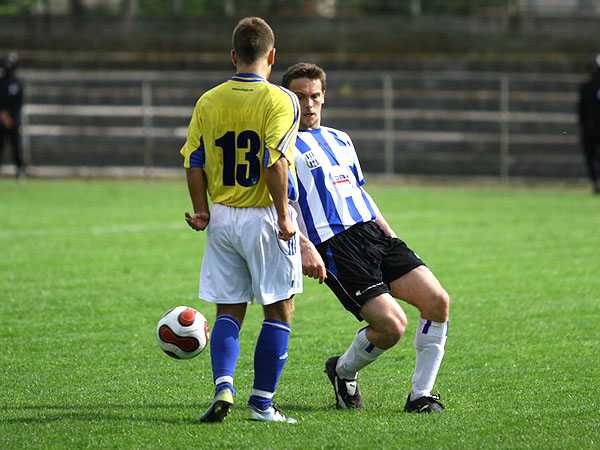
[410,318,448,401]
[336,327,385,380]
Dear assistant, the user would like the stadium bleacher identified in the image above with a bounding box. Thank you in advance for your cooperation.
[20,68,584,179]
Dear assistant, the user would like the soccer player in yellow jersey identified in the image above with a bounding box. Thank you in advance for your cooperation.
[180,17,301,423]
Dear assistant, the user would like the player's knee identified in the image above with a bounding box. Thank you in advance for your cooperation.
[381,311,407,348]
[391,314,407,343]
[428,288,450,323]
[263,297,295,324]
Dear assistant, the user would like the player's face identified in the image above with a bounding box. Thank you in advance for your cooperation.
[288,77,325,130]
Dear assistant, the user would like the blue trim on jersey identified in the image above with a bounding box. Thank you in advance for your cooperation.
[295,135,313,155]
[273,86,300,156]
[328,129,348,147]
[189,138,205,167]
[350,163,363,185]
[295,126,375,243]
[313,129,339,166]
[263,145,270,168]
[312,166,346,238]
[230,73,266,82]
[359,188,377,220]
[287,166,298,202]
[298,179,321,245]
[345,197,364,224]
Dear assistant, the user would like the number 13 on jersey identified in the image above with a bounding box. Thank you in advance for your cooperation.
[216,130,261,187]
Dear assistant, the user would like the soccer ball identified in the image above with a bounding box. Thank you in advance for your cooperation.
[156,306,210,359]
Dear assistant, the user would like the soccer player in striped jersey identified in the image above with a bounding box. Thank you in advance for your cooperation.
[282,63,450,413]
[180,17,302,423]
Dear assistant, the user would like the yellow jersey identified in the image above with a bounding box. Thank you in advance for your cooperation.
[180,73,300,207]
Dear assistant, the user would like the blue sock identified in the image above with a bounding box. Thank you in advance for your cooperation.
[248,319,291,411]
[210,314,241,396]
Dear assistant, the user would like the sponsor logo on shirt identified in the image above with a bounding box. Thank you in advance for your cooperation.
[333,173,350,184]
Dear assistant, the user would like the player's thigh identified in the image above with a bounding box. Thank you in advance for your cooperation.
[389,265,449,322]
[240,205,302,305]
[199,241,253,303]
[199,205,253,303]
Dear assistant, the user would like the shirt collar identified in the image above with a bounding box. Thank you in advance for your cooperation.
[231,73,266,82]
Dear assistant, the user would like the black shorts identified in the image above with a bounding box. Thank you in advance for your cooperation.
[316,221,425,321]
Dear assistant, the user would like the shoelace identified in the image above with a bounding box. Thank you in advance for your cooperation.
[427,394,444,407]
[270,404,283,414]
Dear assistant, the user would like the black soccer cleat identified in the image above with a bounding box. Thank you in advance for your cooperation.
[324,356,364,409]
[403,393,445,413]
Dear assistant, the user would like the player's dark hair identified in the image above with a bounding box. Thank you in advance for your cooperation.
[281,63,327,91]
[232,17,274,65]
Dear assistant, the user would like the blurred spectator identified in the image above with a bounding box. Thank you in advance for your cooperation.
[577,54,600,194]
[0,52,25,180]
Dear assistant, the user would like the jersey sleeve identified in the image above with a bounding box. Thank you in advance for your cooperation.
[180,100,204,169]
[264,87,300,168]
[347,134,366,187]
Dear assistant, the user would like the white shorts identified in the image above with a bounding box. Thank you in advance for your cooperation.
[198,203,303,305]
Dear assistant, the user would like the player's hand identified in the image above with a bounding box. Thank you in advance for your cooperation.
[300,240,327,284]
[185,211,210,231]
[277,216,296,241]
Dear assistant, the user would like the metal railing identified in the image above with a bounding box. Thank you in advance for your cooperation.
[20,69,584,179]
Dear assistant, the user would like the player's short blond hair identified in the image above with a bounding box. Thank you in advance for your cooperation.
[232,17,274,65]
[281,63,327,91]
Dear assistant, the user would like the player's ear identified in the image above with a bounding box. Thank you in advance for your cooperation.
[322,89,326,104]
[231,50,238,68]
[267,47,276,66]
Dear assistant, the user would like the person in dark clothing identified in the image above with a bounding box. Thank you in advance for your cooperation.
[0,52,25,179]
[577,54,600,194]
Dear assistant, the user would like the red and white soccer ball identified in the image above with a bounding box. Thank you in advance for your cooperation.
[157,306,210,359]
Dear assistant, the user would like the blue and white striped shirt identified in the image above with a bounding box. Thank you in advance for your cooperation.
[293,126,376,245]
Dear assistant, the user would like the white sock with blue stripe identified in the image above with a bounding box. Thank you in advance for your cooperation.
[336,326,385,380]
[410,318,448,401]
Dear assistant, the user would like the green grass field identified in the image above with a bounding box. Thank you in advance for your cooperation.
[1,178,599,449]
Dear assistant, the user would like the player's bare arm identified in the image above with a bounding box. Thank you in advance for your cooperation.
[185,167,210,231]
[362,189,397,238]
[298,232,327,283]
[264,155,295,241]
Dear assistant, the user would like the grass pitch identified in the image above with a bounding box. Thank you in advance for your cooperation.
[1,178,599,449]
